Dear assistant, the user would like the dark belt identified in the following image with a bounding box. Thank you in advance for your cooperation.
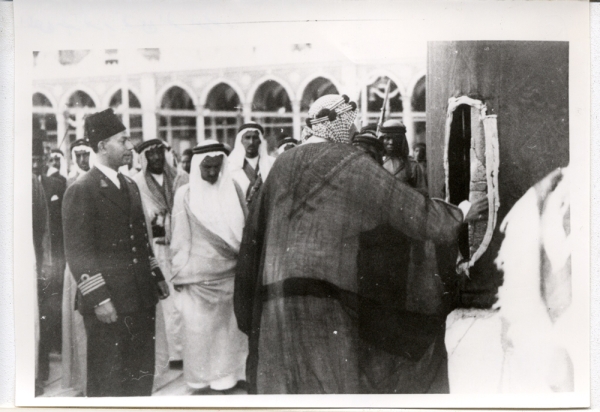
[262,277,445,361]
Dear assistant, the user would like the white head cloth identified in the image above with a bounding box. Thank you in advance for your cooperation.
[69,144,95,178]
[48,151,68,178]
[228,122,273,179]
[188,140,245,251]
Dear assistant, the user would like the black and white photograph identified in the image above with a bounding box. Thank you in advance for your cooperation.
[12,0,591,408]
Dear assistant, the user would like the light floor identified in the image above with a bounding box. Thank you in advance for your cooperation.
[40,308,504,396]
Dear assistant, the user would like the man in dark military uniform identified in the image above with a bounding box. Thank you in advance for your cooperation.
[62,109,170,397]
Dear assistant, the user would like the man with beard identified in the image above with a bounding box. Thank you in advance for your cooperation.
[229,122,275,206]
[133,139,183,372]
[234,94,487,394]
[63,109,170,396]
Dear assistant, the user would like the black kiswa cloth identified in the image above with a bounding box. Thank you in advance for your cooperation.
[262,277,445,361]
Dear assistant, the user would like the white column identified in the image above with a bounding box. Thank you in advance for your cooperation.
[75,111,85,141]
[196,106,205,142]
[121,85,130,131]
[140,74,157,141]
[292,100,301,141]
[243,102,252,123]
[56,111,68,163]
[402,95,414,154]
[166,116,173,147]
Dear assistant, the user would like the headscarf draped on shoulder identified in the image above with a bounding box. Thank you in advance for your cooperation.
[189,140,245,251]
[302,94,358,144]
[133,139,178,213]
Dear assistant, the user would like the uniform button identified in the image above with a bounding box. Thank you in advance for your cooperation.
[133,258,139,264]
[144,233,148,238]
[129,224,133,228]
[130,235,135,240]
[132,247,137,252]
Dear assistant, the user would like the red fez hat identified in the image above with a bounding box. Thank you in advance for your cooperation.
[84,109,126,151]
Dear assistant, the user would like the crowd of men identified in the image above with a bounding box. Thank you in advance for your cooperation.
[32,94,487,397]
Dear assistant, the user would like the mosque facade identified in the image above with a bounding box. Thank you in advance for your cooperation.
[32,46,426,160]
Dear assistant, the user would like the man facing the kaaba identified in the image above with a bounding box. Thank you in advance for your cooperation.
[62,108,170,397]
[234,94,487,394]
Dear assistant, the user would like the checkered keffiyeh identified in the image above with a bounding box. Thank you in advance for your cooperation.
[304,94,357,144]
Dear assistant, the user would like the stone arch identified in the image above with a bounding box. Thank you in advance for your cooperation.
[365,69,406,96]
[411,75,426,112]
[102,84,143,109]
[204,82,242,111]
[299,76,341,112]
[59,86,99,109]
[200,78,245,108]
[156,81,198,110]
[32,91,57,108]
[362,74,404,113]
[247,75,295,110]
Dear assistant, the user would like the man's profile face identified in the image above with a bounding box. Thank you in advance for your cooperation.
[98,132,134,170]
[241,130,261,158]
[75,150,91,171]
[200,155,224,184]
[50,156,61,170]
[382,134,404,156]
[145,146,166,174]
[181,154,192,174]
[32,155,44,176]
